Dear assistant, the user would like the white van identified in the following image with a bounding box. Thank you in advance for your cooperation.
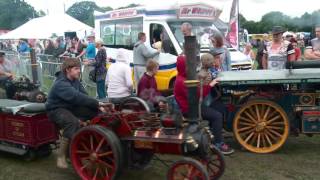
[94,2,252,91]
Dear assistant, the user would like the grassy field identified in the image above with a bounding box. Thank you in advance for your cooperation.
[0,135,319,180]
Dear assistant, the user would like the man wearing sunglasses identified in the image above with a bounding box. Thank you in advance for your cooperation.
[304,24,320,60]
[262,26,295,70]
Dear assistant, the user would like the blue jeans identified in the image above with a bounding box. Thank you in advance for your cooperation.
[96,80,106,99]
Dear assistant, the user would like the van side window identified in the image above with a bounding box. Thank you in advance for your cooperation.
[150,24,177,56]
[100,18,142,50]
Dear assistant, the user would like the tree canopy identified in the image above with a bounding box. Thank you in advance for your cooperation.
[66,1,140,27]
[0,0,42,30]
[240,10,320,34]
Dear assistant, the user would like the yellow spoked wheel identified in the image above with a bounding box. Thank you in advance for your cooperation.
[233,100,289,153]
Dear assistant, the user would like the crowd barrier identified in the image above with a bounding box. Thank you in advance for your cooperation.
[3,51,97,97]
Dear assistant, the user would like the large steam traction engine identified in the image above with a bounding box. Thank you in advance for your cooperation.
[219,61,320,154]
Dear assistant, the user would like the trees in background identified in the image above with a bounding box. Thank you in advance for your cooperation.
[240,10,320,34]
[0,0,43,29]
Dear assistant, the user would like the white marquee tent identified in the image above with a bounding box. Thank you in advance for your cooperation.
[0,14,93,39]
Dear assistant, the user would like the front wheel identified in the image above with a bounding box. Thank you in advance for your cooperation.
[200,145,225,180]
[70,125,123,180]
[167,157,209,180]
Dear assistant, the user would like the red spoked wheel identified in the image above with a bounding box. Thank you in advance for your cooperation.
[70,125,123,180]
[200,146,225,180]
[167,157,209,180]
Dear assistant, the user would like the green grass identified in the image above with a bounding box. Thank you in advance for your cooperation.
[0,135,319,180]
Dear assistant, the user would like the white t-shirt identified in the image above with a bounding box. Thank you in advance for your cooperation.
[106,62,133,98]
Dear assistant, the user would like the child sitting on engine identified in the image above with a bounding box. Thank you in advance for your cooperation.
[137,59,167,112]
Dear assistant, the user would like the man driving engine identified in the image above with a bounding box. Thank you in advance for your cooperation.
[0,51,15,99]
[45,58,106,169]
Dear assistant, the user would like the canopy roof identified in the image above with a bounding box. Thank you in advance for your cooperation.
[0,14,93,39]
[218,69,320,86]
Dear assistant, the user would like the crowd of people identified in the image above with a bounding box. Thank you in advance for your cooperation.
[243,25,320,70]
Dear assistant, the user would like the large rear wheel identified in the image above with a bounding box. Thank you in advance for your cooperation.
[70,126,123,180]
[233,100,289,153]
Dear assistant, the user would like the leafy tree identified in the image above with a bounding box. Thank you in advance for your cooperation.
[66,1,111,27]
[0,0,39,29]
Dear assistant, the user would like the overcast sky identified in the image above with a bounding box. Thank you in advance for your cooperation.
[25,0,319,22]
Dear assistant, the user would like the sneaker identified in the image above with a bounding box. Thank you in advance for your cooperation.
[215,142,234,155]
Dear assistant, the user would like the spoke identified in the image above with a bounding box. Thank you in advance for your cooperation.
[261,133,267,148]
[266,110,278,121]
[267,128,283,138]
[239,121,255,127]
[95,138,105,153]
[239,116,255,123]
[264,132,273,146]
[92,167,99,180]
[244,111,258,123]
[244,132,255,143]
[265,130,277,142]
[238,126,254,133]
[105,167,110,178]
[255,105,261,122]
[90,135,94,151]
[97,159,114,170]
[250,133,258,146]
[266,115,281,125]
[187,165,194,178]
[257,133,261,148]
[80,161,91,171]
[76,150,91,154]
[266,126,283,130]
[269,122,285,126]
[98,151,113,157]
[80,142,90,152]
[248,107,258,119]
[260,104,266,120]
[262,106,271,121]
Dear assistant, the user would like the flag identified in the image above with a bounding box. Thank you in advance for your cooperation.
[226,0,239,49]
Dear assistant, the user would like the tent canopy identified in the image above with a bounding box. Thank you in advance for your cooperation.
[0,14,93,39]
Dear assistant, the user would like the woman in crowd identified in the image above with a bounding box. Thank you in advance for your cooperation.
[290,38,301,61]
[106,48,133,103]
[209,32,231,71]
[243,43,256,62]
[84,39,107,99]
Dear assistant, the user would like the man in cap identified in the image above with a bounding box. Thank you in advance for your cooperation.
[0,52,15,98]
[77,33,96,60]
[262,26,295,70]
[304,24,320,60]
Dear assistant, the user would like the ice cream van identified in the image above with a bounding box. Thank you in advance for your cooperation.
[94,2,252,91]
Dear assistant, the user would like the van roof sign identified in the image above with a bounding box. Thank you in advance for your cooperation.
[110,9,138,19]
[178,4,221,20]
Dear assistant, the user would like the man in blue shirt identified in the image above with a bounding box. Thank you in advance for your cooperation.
[77,34,96,60]
[18,39,29,53]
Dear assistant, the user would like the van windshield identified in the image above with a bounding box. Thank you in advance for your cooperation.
[168,21,219,49]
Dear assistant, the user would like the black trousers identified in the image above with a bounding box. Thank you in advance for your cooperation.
[47,107,98,139]
[0,77,15,99]
[201,106,223,144]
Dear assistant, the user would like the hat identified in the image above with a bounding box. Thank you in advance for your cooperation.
[210,47,224,56]
[0,51,5,57]
[116,48,129,64]
[271,26,285,34]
